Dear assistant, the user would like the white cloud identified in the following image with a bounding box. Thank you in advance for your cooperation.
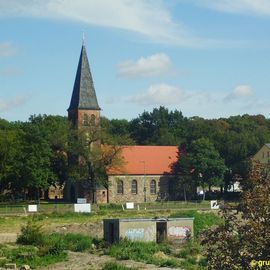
[0,96,30,112]
[197,0,270,16]
[0,0,235,47]
[0,42,17,57]
[223,85,253,102]
[107,83,268,119]
[126,84,189,106]
[117,53,173,79]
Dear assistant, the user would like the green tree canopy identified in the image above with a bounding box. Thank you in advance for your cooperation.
[188,138,227,194]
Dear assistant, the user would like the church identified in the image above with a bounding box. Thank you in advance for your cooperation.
[65,44,179,204]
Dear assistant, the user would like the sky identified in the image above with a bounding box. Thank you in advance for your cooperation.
[1,0,270,122]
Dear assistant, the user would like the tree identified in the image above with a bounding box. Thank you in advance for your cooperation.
[101,117,131,139]
[67,123,130,201]
[19,122,55,199]
[188,138,227,198]
[0,128,22,194]
[4,115,69,199]
[27,115,69,188]
[129,106,188,145]
[171,146,195,201]
[202,162,270,269]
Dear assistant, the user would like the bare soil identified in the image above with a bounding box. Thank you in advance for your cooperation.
[37,251,182,270]
[0,233,17,244]
[52,221,103,238]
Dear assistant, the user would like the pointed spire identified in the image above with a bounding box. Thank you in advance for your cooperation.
[68,44,100,111]
[82,31,85,46]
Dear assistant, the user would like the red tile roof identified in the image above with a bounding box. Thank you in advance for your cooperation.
[109,145,179,175]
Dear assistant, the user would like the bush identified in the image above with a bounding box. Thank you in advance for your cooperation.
[17,219,45,246]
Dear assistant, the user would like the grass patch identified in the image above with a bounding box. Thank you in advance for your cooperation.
[106,239,179,267]
[176,240,207,270]
[0,245,67,269]
[47,233,105,252]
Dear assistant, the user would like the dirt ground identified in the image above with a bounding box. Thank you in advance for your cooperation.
[37,251,181,270]
[52,221,104,238]
[0,233,17,244]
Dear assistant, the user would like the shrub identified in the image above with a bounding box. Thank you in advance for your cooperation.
[17,219,45,246]
[40,238,65,256]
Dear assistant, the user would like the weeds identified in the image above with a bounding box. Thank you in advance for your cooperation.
[7,218,104,269]
[102,262,137,270]
[176,240,207,270]
[0,245,67,268]
[106,239,179,267]
[47,233,96,252]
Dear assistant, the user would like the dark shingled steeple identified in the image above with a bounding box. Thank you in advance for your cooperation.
[68,45,100,111]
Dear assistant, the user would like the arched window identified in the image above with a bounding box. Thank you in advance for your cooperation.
[131,179,137,194]
[83,114,89,126]
[150,180,156,194]
[90,114,96,125]
[117,180,124,194]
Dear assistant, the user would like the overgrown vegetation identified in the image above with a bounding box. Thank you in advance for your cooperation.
[202,163,270,269]
[106,239,178,267]
[1,219,103,269]
[0,245,67,269]
[106,239,207,270]
[102,262,137,270]
[0,208,224,269]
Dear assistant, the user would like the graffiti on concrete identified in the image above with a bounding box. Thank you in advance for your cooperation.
[168,226,191,239]
[125,228,144,240]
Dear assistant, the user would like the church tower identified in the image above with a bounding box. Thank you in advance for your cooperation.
[65,43,104,203]
[68,44,100,129]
